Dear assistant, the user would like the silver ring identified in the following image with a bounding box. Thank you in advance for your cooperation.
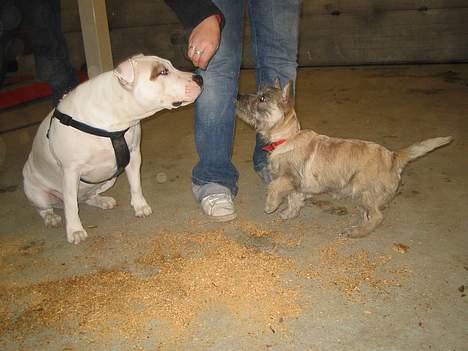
[194,48,203,56]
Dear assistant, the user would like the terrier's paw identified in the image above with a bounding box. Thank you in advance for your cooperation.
[264,202,279,214]
[85,195,117,209]
[67,229,88,244]
[264,196,282,214]
[44,212,62,228]
[279,207,300,220]
[134,205,153,218]
[342,226,370,239]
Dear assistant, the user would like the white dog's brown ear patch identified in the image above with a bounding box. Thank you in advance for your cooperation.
[114,57,137,89]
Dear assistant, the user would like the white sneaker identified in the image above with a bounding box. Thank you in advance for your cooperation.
[200,193,237,222]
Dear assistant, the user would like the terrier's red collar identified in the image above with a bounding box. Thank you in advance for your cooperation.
[262,139,286,152]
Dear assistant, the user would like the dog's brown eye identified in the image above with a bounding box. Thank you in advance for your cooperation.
[258,95,266,103]
[150,66,169,80]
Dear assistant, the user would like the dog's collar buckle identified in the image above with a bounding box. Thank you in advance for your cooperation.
[60,113,73,126]
[262,139,286,152]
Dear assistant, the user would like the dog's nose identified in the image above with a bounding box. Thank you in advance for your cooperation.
[192,74,203,87]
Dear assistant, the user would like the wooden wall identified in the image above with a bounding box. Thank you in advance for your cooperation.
[60,0,468,69]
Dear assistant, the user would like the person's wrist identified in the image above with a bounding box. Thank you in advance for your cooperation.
[213,14,222,26]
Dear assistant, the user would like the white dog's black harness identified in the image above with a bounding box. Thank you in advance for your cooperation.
[47,109,130,184]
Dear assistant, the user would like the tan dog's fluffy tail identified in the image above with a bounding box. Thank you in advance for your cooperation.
[396,136,453,169]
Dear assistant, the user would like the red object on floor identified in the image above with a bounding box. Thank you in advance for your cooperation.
[0,71,87,111]
[0,81,52,110]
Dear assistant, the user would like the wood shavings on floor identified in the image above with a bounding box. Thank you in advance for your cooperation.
[303,238,406,300]
[0,230,301,342]
[235,220,304,248]
[0,225,410,348]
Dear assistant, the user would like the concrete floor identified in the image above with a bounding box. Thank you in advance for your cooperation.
[0,65,467,350]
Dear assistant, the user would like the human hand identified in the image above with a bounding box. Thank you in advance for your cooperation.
[187,15,221,69]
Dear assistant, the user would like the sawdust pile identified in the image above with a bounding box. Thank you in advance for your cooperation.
[305,239,403,298]
[236,221,272,238]
[235,221,304,248]
[1,224,410,346]
[0,230,301,339]
[136,230,301,327]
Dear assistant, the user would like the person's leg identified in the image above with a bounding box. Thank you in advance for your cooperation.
[21,0,78,106]
[248,0,301,180]
[192,0,244,218]
[0,1,22,87]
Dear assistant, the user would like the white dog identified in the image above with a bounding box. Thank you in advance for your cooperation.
[23,54,202,244]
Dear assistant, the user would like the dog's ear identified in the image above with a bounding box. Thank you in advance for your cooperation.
[281,81,294,104]
[114,56,138,89]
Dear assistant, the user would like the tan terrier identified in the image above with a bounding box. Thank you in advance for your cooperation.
[236,81,453,238]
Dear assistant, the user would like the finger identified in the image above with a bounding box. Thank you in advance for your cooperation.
[197,52,210,70]
[188,44,205,66]
[191,50,202,68]
[198,46,217,69]
[187,44,196,60]
[198,59,208,70]
[191,46,207,68]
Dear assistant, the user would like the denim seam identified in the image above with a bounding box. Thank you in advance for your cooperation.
[192,175,233,185]
[248,1,260,82]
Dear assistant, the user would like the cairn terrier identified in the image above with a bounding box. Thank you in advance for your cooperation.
[236,81,453,238]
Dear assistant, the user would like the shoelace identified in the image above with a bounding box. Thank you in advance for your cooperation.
[204,194,231,209]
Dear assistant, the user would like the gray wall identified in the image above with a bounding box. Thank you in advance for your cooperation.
[61,0,468,69]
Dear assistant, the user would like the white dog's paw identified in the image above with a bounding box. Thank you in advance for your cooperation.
[67,229,88,244]
[44,212,62,227]
[39,209,62,228]
[85,195,117,209]
[134,204,153,218]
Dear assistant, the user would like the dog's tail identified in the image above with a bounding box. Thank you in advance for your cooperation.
[395,136,453,169]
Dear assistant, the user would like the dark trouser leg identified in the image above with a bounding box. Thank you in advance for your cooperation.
[21,0,78,106]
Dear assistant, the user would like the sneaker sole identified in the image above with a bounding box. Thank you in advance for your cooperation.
[205,212,238,223]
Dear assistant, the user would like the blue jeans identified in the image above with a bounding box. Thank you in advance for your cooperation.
[192,0,301,198]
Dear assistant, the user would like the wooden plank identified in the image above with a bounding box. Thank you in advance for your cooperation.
[61,0,179,33]
[109,24,187,66]
[296,8,468,65]
[62,4,468,69]
[106,0,179,28]
[77,0,113,77]
[61,0,468,33]
[302,0,468,16]
[61,0,81,33]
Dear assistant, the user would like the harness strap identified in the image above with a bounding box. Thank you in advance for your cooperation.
[52,110,127,138]
[48,109,130,184]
